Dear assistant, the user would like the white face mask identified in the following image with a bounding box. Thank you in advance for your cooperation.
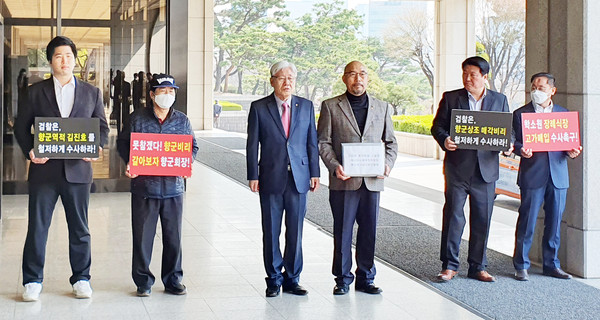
[153,93,175,109]
[530,90,549,105]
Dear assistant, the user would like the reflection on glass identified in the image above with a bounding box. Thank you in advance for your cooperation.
[2,0,168,193]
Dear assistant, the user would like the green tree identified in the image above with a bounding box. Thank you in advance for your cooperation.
[214,0,286,92]
[386,83,420,115]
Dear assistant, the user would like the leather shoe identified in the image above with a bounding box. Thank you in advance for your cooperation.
[283,284,308,296]
[136,287,151,297]
[515,269,529,281]
[467,270,496,282]
[436,269,458,282]
[165,283,187,295]
[333,284,349,295]
[355,283,382,294]
[543,268,572,279]
[265,286,280,297]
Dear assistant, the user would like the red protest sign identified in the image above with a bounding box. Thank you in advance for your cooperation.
[129,132,193,176]
[522,111,580,151]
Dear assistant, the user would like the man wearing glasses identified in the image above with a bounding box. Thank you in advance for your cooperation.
[317,61,398,295]
[246,61,320,297]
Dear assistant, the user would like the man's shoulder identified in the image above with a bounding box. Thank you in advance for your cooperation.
[293,95,312,106]
[514,102,534,114]
[251,94,274,106]
[553,103,568,112]
[76,79,100,93]
[443,88,466,97]
[322,94,344,105]
[486,89,507,100]
[28,78,52,93]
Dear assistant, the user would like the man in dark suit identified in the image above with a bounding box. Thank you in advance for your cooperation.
[246,61,320,297]
[431,56,509,283]
[512,73,582,281]
[15,36,109,302]
[318,61,398,295]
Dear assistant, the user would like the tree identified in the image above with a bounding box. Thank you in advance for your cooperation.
[386,83,420,115]
[476,0,525,103]
[213,0,286,92]
[277,0,372,102]
[384,8,435,97]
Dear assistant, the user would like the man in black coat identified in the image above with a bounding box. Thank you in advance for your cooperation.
[15,36,109,301]
[431,56,509,283]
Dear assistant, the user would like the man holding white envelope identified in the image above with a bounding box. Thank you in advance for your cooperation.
[317,61,397,295]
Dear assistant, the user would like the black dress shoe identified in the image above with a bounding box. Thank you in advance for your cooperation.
[514,269,529,281]
[165,283,187,295]
[355,283,382,294]
[136,287,151,297]
[543,268,572,279]
[283,284,308,296]
[265,286,280,297]
[333,284,349,295]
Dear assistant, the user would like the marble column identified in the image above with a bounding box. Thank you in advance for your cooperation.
[526,0,600,278]
[433,0,476,158]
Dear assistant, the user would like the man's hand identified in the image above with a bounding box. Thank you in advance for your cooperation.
[29,149,49,164]
[502,143,514,156]
[249,180,259,192]
[310,177,320,192]
[567,146,582,159]
[521,147,533,159]
[444,137,457,151]
[335,165,351,181]
[377,164,391,179]
[83,147,103,162]
[125,164,138,178]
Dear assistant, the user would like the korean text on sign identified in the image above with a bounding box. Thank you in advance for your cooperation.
[521,111,580,152]
[129,132,194,177]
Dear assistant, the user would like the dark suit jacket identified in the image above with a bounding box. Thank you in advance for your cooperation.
[15,78,109,184]
[431,88,509,183]
[513,102,570,189]
[246,93,320,194]
[317,93,398,191]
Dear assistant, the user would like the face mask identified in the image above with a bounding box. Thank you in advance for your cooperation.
[153,93,175,109]
[530,90,549,105]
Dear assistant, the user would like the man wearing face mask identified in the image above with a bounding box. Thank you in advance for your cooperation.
[511,72,582,281]
[117,74,198,297]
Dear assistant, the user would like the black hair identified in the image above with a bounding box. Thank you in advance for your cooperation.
[46,36,77,62]
[462,56,490,76]
[530,72,556,87]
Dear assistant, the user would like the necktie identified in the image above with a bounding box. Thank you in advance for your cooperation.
[281,102,290,137]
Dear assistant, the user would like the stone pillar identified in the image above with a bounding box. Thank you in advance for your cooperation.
[433,0,476,158]
[169,0,213,130]
[526,0,600,278]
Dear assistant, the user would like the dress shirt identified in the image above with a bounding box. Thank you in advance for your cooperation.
[53,76,76,118]
[274,95,292,117]
[467,88,487,111]
[534,100,554,113]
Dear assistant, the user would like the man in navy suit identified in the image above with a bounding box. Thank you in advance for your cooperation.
[246,61,320,297]
[431,56,509,283]
[512,73,582,281]
[15,36,109,301]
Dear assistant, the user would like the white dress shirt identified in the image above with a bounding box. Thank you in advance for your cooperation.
[534,100,553,113]
[53,76,76,118]
[467,88,487,111]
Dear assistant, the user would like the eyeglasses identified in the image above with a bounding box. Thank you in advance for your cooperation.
[344,71,368,78]
[272,76,296,83]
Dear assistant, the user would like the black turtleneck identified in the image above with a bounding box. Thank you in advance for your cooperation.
[346,91,368,134]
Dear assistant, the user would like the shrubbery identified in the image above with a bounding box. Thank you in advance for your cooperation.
[220,101,243,111]
[392,115,433,135]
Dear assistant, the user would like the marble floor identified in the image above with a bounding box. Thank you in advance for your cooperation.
[0,158,482,319]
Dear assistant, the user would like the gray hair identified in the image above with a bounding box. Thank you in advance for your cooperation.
[270,61,297,77]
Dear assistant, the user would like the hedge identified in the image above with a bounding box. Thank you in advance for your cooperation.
[220,100,243,111]
[314,114,433,135]
[392,115,433,135]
